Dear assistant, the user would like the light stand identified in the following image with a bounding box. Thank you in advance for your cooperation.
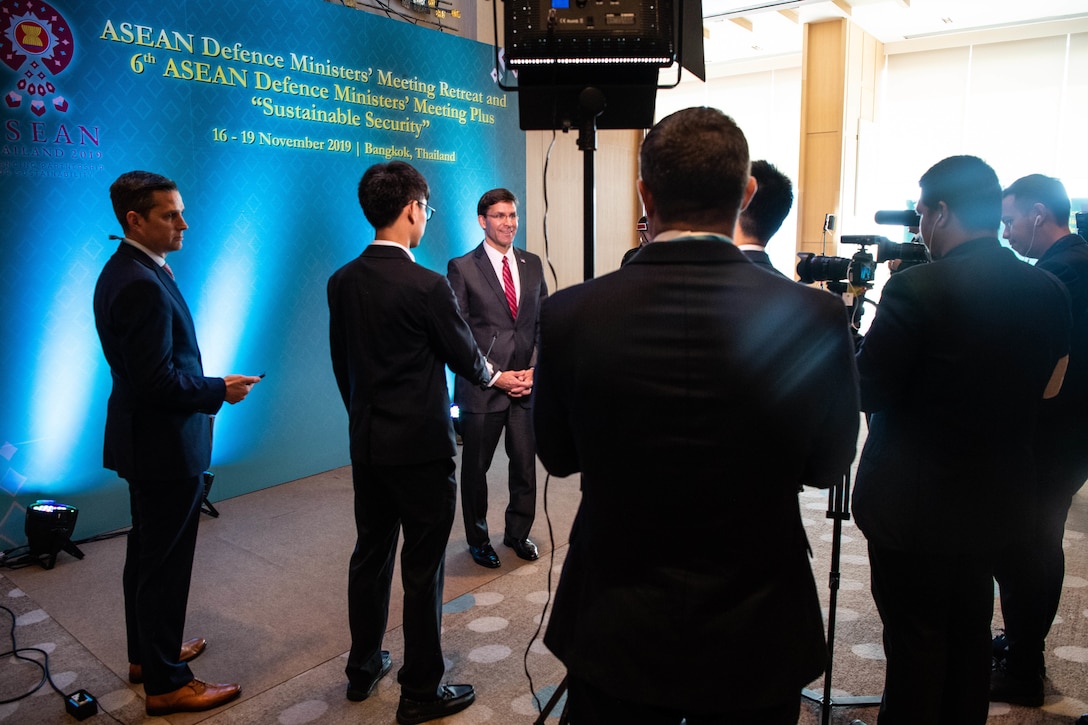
[499,0,704,281]
[801,474,881,724]
[577,87,604,281]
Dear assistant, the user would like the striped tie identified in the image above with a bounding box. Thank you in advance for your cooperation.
[163,263,175,280]
[502,256,518,319]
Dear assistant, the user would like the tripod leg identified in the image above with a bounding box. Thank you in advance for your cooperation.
[533,675,568,725]
[802,476,881,721]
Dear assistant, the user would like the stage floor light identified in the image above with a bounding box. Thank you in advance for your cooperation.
[25,499,84,570]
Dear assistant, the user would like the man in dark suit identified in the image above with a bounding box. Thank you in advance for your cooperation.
[447,188,547,568]
[991,174,1088,706]
[93,170,260,715]
[328,162,523,724]
[733,159,793,277]
[533,107,861,723]
[853,156,1071,724]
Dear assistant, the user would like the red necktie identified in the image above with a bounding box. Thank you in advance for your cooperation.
[502,256,518,319]
[163,263,175,280]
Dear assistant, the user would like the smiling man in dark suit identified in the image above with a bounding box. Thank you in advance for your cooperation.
[447,188,547,569]
[93,170,260,716]
[533,107,861,723]
[328,162,525,724]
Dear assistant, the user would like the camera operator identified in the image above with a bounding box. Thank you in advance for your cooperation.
[991,174,1088,706]
[852,156,1070,724]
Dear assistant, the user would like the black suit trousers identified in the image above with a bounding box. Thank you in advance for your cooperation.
[994,455,1088,674]
[123,474,204,695]
[459,408,536,546]
[346,458,457,700]
[868,541,993,725]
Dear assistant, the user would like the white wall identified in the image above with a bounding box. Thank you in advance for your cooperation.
[869,32,1088,220]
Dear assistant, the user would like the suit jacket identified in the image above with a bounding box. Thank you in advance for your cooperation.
[328,244,490,466]
[1036,235,1088,414]
[93,243,226,480]
[742,247,787,277]
[447,243,547,413]
[853,237,1071,555]
[533,237,860,709]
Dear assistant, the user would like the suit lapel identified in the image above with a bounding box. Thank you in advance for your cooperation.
[118,243,195,325]
[511,250,538,327]
[474,244,512,318]
[157,265,196,324]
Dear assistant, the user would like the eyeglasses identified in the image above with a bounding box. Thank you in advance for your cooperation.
[486,212,518,222]
[416,200,436,221]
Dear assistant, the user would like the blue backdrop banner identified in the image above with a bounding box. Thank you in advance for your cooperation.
[0,0,525,548]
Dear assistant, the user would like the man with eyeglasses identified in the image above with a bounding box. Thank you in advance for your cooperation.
[328,162,521,724]
[447,188,547,569]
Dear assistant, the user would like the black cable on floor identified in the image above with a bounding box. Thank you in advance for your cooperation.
[0,603,61,703]
[0,604,123,722]
[522,471,559,714]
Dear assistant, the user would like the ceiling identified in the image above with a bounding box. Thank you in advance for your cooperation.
[700,0,1088,68]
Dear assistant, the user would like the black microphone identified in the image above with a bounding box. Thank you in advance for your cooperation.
[108,234,124,240]
[874,210,921,227]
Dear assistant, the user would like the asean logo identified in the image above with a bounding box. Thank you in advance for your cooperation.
[1,0,75,117]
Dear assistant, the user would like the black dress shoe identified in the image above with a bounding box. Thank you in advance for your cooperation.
[990,660,1044,707]
[396,684,475,725]
[468,543,500,568]
[503,536,539,561]
[346,650,392,701]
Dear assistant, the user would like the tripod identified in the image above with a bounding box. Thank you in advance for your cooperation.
[801,474,881,724]
[533,675,569,724]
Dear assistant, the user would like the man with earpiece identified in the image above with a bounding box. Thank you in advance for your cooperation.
[852,156,1071,725]
[990,174,1088,707]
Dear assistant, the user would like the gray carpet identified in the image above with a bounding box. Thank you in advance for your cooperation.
[2,445,1087,724]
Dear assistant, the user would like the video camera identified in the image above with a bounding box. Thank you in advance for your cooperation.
[796,209,931,340]
[795,208,930,286]
[796,235,929,286]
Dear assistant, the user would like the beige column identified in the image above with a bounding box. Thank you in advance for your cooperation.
[797,18,883,259]
[523,129,642,289]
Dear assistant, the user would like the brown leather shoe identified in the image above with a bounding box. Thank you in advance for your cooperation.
[128,637,208,684]
[145,679,240,716]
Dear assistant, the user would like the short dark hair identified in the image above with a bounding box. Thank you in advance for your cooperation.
[639,107,750,229]
[477,188,518,217]
[738,160,793,244]
[110,171,177,232]
[1003,174,1071,223]
[918,155,1001,232]
[357,161,429,229]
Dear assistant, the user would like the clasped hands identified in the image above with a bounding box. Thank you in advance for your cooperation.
[494,368,534,398]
